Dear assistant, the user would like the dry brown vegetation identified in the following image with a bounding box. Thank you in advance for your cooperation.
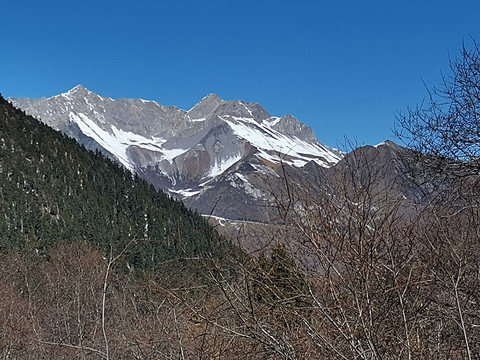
[2,145,480,359]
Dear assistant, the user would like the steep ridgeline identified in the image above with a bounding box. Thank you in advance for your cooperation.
[11,86,343,222]
[0,94,230,273]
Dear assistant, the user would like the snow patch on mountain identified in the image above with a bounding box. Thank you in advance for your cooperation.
[222,115,340,167]
[207,153,243,178]
[68,111,189,171]
[169,188,201,197]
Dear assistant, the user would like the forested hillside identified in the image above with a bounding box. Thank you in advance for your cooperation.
[0,94,228,273]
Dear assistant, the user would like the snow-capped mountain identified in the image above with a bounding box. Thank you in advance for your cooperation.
[10,85,343,222]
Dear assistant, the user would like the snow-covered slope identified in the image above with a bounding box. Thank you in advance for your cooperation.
[10,85,343,221]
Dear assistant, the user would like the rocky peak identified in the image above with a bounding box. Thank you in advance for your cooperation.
[189,95,271,124]
[188,94,224,119]
[213,100,254,119]
[375,140,403,151]
[62,85,93,99]
[271,114,317,142]
[68,84,88,92]
[245,102,271,122]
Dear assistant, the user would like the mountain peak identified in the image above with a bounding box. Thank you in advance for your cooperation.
[188,93,225,119]
[374,140,401,150]
[63,85,91,98]
[69,84,88,92]
[271,114,317,142]
[203,93,222,102]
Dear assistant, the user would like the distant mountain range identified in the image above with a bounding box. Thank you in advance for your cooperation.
[10,86,343,222]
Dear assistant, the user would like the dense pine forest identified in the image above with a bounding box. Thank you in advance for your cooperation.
[0,94,230,274]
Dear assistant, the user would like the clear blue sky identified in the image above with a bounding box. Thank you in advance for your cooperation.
[2,1,480,149]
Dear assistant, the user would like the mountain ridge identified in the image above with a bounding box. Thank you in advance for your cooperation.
[10,85,343,221]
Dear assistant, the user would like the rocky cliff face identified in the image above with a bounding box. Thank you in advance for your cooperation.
[10,85,343,222]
